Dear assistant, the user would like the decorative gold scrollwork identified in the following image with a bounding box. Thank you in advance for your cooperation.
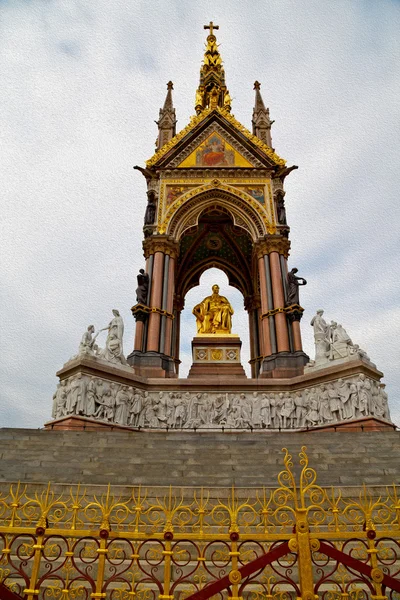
[228,569,242,584]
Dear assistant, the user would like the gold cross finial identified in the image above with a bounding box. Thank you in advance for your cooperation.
[204,21,219,36]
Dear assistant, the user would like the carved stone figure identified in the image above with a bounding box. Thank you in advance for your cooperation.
[166,393,176,428]
[100,310,127,365]
[276,191,287,225]
[240,393,252,427]
[153,392,167,424]
[136,269,150,305]
[174,393,186,428]
[193,284,234,334]
[304,388,319,426]
[337,378,352,420]
[115,386,130,425]
[212,394,227,425]
[54,381,67,418]
[310,310,330,361]
[187,393,203,427]
[104,383,117,422]
[349,383,358,418]
[79,325,99,356]
[379,384,390,420]
[357,374,371,416]
[144,192,156,225]
[270,396,280,428]
[69,374,84,415]
[328,383,343,421]
[332,323,353,346]
[251,392,261,428]
[294,392,306,428]
[129,389,143,427]
[260,394,271,428]
[86,379,97,418]
[318,385,332,423]
[286,268,307,306]
[227,395,242,428]
[281,393,295,428]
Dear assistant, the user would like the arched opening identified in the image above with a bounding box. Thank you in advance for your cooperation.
[175,205,256,301]
[180,268,251,377]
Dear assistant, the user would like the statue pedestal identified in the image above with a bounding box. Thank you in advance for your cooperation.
[188,334,247,378]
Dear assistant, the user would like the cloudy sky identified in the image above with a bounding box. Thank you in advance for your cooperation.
[1,0,399,428]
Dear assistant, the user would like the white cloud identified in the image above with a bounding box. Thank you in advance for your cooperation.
[1,0,399,427]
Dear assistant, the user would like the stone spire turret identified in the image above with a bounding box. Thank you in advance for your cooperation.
[156,81,177,150]
[252,81,273,147]
[195,22,231,114]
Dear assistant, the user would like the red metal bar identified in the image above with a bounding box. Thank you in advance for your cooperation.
[0,581,25,600]
[319,541,400,594]
[183,541,290,600]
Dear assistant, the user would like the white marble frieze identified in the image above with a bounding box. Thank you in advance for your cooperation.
[51,373,390,430]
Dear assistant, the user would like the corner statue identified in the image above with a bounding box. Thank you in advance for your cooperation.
[286,268,307,306]
[193,284,234,334]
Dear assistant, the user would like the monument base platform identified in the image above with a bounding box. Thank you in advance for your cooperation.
[49,355,392,432]
[45,414,395,433]
[188,335,246,378]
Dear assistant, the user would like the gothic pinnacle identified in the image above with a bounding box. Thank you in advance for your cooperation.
[195,22,231,114]
[252,81,273,146]
[156,81,177,150]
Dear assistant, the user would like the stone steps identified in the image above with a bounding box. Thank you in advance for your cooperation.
[1,428,399,488]
[0,429,400,487]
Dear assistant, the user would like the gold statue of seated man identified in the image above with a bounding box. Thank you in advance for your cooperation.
[193,284,234,334]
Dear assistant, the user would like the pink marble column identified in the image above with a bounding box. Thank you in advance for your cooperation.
[269,251,290,352]
[134,320,145,351]
[147,251,164,352]
[292,320,303,352]
[258,256,272,356]
[164,256,175,356]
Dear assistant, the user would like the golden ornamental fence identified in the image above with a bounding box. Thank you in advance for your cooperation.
[0,447,400,600]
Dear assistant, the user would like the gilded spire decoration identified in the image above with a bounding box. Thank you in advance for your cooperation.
[252,81,273,147]
[156,81,177,150]
[195,22,231,115]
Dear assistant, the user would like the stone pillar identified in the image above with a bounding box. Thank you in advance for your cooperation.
[269,251,290,352]
[264,255,277,353]
[254,236,308,378]
[292,320,303,352]
[128,236,179,377]
[257,256,272,356]
[245,294,261,379]
[164,256,175,356]
[173,296,184,377]
[147,251,165,352]
[158,254,170,353]
[134,319,145,351]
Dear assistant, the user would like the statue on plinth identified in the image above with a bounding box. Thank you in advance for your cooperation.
[99,309,127,365]
[193,284,234,334]
[136,269,149,305]
[286,268,307,305]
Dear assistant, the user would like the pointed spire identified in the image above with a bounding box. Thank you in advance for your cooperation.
[195,22,231,114]
[156,81,177,150]
[252,81,273,147]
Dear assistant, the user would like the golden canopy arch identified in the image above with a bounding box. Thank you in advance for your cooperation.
[162,184,273,242]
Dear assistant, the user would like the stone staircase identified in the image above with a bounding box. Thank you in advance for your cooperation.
[0,428,399,488]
